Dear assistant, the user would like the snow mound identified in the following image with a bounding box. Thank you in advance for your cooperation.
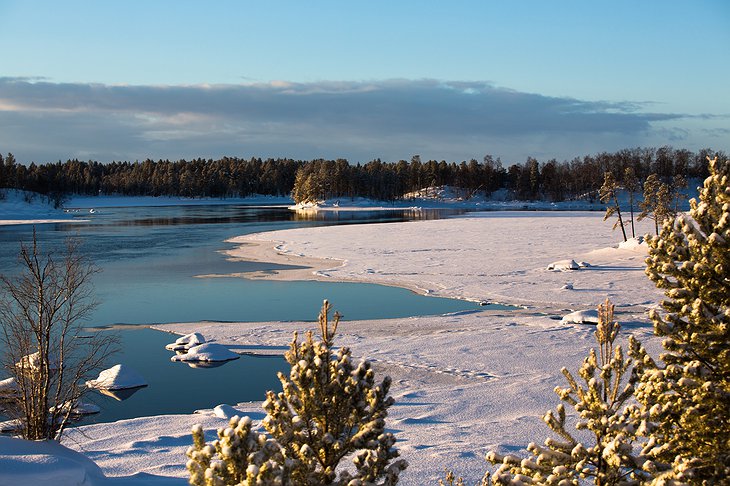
[51,401,101,416]
[0,436,106,486]
[165,332,206,351]
[547,259,579,271]
[618,236,646,250]
[0,377,17,396]
[170,343,239,363]
[85,364,148,390]
[561,309,600,325]
[213,404,240,419]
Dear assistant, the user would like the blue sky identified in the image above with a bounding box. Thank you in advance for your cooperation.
[1,1,728,164]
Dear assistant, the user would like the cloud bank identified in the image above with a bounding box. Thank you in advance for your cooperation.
[0,77,715,164]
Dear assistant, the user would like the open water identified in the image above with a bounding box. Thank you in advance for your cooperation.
[0,203,492,423]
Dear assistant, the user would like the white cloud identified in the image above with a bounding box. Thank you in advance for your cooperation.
[0,77,720,164]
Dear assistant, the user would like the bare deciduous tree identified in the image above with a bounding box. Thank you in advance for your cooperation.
[0,230,116,440]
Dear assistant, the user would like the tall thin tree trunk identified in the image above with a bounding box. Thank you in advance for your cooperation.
[614,195,627,242]
[629,193,636,238]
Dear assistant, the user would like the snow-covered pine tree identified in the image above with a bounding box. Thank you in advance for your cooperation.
[600,172,628,242]
[186,300,407,486]
[638,174,674,236]
[486,299,651,485]
[187,416,285,485]
[262,300,407,485]
[629,156,730,483]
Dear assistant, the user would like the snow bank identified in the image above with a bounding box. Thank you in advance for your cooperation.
[230,211,659,309]
[0,436,106,486]
[0,190,76,226]
[61,212,664,485]
[169,343,239,363]
[85,364,147,390]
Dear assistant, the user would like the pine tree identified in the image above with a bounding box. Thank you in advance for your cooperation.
[262,300,407,485]
[629,156,730,483]
[486,300,650,485]
[600,172,628,242]
[186,301,407,486]
[638,174,674,236]
[187,417,285,485]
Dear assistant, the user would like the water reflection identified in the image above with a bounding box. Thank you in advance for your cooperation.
[291,207,466,222]
[96,385,147,401]
[76,328,288,425]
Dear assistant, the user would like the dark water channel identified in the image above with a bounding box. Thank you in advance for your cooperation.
[0,203,488,424]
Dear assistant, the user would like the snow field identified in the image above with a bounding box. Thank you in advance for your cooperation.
[1,210,666,485]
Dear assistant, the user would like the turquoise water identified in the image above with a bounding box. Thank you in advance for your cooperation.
[0,204,493,424]
[79,328,288,425]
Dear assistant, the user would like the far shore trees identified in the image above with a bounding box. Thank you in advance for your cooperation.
[0,231,116,440]
[0,146,722,205]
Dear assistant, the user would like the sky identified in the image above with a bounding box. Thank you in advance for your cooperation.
[0,0,728,165]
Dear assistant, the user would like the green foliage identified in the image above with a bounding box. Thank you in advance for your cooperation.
[187,418,284,485]
[486,300,650,485]
[186,301,407,486]
[600,171,628,242]
[638,174,675,236]
[439,469,489,486]
[0,147,721,204]
[629,156,730,483]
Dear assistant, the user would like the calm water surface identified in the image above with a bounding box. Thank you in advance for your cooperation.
[0,203,485,423]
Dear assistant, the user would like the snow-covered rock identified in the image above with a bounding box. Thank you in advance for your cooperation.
[170,343,239,363]
[561,309,600,325]
[51,401,101,416]
[213,404,240,419]
[85,364,147,391]
[164,332,206,352]
[15,352,59,371]
[547,259,579,271]
[0,377,17,396]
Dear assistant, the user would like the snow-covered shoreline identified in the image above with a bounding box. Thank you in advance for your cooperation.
[36,211,663,486]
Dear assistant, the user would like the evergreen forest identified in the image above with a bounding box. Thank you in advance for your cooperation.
[0,146,724,206]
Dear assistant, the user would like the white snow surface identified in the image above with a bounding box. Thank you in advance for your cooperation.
[169,342,239,363]
[0,190,75,225]
[561,309,600,325]
[164,332,205,352]
[0,436,106,486]
[85,364,147,390]
[2,211,668,485]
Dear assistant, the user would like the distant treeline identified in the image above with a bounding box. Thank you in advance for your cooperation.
[0,147,724,206]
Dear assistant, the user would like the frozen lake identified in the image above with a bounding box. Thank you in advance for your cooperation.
[0,203,498,423]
